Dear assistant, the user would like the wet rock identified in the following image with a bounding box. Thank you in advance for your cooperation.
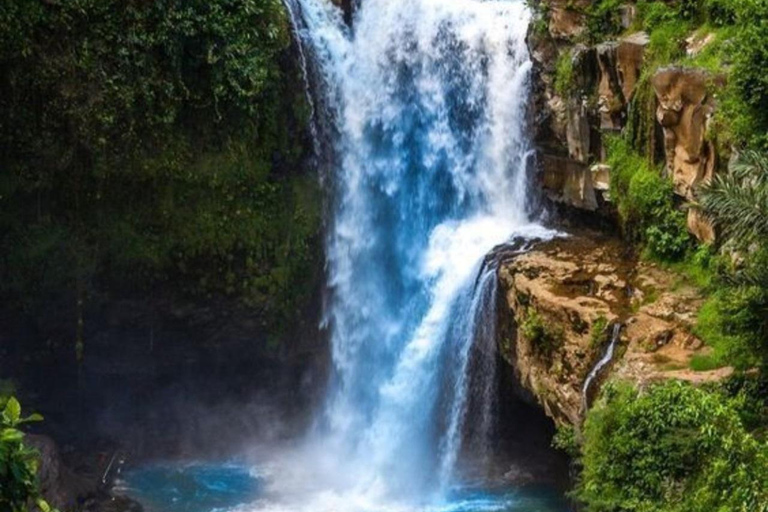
[329,0,354,24]
[591,164,611,192]
[596,42,624,131]
[497,233,625,426]
[619,4,637,29]
[567,96,592,163]
[541,155,598,211]
[26,435,98,510]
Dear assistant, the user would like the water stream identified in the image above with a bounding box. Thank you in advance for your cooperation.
[122,1,568,510]
[582,324,622,412]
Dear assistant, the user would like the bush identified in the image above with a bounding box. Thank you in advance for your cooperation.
[0,397,55,512]
[584,0,625,42]
[554,51,575,97]
[576,380,768,512]
[731,2,768,145]
[521,309,563,358]
[607,137,690,260]
[696,286,768,370]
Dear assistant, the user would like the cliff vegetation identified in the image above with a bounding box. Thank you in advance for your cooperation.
[525,0,768,509]
[0,0,322,342]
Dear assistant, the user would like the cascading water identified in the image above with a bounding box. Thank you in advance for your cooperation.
[582,324,623,412]
[122,2,568,511]
[281,0,555,505]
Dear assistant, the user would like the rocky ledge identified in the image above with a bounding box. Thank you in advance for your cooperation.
[495,230,732,427]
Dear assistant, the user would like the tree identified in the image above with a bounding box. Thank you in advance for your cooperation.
[700,150,768,249]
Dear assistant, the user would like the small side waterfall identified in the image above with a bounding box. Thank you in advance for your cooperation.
[582,323,622,411]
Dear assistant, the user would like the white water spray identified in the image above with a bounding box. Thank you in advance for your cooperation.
[258,1,555,509]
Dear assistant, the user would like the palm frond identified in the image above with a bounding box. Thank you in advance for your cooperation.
[699,151,768,248]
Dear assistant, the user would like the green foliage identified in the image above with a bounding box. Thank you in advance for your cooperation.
[552,424,580,458]
[694,151,768,368]
[0,0,321,332]
[645,19,689,64]
[729,1,768,149]
[700,151,768,248]
[607,137,690,260]
[521,309,563,358]
[689,353,721,371]
[554,50,575,97]
[576,380,768,512]
[696,285,768,370]
[589,316,608,349]
[0,397,54,512]
[663,243,716,289]
[584,0,625,42]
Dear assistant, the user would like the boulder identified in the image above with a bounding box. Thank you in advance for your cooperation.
[651,67,718,200]
[617,32,649,101]
[547,0,589,40]
[26,435,97,510]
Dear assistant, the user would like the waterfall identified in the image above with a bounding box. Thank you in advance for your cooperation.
[277,0,555,508]
[582,324,622,412]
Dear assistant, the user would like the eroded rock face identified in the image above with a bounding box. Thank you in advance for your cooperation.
[497,234,628,426]
[541,155,598,211]
[496,231,730,427]
[596,33,648,131]
[651,67,717,200]
[617,32,649,101]
[547,0,589,40]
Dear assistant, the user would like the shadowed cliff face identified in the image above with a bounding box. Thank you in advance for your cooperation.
[1,290,329,462]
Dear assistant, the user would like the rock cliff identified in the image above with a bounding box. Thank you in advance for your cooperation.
[503,2,737,428]
[527,1,719,241]
[495,232,730,427]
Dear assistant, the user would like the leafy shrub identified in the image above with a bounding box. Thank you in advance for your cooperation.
[700,150,768,248]
[552,424,580,458]
[584,0,625,42]
[576,380,768,512]
[607,137,690,260]
[554,51,575,97]
[696,286,768,370]
[589,316,608,348]
[521,309,563,358]
[730,1,768,147]
[645,19,689,64]
[0,397,55,512]
[636,1,679,31]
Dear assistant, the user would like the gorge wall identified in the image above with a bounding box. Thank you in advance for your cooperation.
[494,0,735,427]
